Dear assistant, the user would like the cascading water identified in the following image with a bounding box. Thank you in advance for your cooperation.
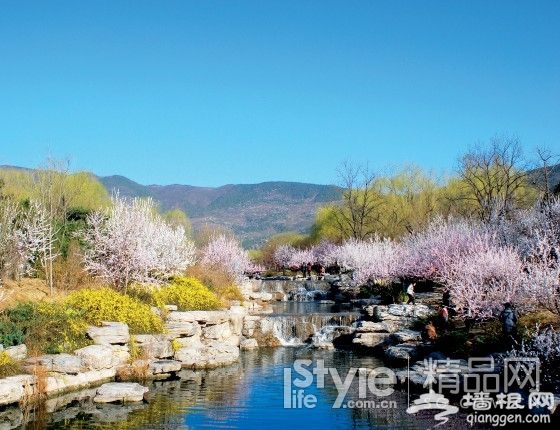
[259,302,359,347]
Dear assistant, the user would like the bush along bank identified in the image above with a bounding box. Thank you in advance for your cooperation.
[0,303,260,406]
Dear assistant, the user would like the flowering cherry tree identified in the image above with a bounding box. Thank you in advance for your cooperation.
[273,244,296,271]
[399,217,496,282]
[439,246,525,320]
[81,196,195,288]
[332,237,403,285]
[201,234,252,283]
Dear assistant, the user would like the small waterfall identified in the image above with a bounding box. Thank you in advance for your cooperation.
[289,287,327,302]
[260,313,358,346]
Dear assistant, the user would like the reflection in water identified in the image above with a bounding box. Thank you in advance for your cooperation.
[3,348,486,429]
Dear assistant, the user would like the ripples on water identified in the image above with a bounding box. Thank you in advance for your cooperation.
[10,348,492,430]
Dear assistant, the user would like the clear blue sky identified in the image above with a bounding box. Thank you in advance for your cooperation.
[1,0,558,186]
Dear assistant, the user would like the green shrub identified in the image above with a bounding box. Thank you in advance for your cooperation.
[1,301,89,354]
[64,288,164,334]
[152,276,222,311]
[0,320,25,347]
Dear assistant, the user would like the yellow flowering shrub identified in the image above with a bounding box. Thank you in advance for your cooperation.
[64,288,164,334]
[151,277,222,311]
[0,351,21,378]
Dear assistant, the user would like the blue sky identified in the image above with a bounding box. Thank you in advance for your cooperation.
[1,0,558,186]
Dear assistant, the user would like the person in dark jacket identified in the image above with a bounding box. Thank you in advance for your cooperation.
[499,302,518,347]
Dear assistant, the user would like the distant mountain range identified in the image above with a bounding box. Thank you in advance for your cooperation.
[98,175,342,247]
[2,163,559,248]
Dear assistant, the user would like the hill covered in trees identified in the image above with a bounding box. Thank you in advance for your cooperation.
[98,176,342,247]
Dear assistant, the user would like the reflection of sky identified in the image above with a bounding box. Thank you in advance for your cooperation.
[183,349,456,430]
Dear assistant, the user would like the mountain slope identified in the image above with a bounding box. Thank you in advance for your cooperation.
[98,176,342,247]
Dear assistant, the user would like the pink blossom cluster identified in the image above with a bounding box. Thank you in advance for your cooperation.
[200,234,254,282]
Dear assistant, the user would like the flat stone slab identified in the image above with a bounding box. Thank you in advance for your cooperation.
[87,322,130,345]
[74,345,117,370]
[0,380,24,406]
[52,354,82,374]
[352,332,390,348]
[93,382,148,403]
[149,359,182,374]
[385,344,421,363]
[391,329,422,343]
[355,321,396,333]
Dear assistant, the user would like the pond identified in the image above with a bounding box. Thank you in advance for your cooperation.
[7,347,489,430]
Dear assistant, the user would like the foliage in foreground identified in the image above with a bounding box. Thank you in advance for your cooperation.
[63,287,165,334]
[131,276,223,311]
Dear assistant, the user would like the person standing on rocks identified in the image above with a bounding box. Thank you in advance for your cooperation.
[499,302,518,347]
[439,306,449,330]
[406,282,416,305]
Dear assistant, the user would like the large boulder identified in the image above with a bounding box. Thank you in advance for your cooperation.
[391,329,422,343]
[51,354,82,375]
[87,322,129,345]
[149,359,182,375]
[242,316,261,337]
[93,382,148,403]
[175,341,239,369]
[355,321,398,333]
[0,380,24,406]
[4,344,27,361]
[165,320,200,338]
[385,344,421,364]
[133,335,174,359]
[352,332,390,348]
[75,345,118,370]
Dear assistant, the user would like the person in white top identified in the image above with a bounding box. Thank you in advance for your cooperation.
[406,282,416,305]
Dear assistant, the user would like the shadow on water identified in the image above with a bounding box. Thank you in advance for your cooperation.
[1,348,498,430]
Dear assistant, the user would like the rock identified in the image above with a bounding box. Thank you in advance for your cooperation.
[167,311,229,326]
[175,341,239,369]
[110,345,131,365]
[5,344,27,361]
[391,329,422,343]
[52,354,82,374]
[202,322,233,342]
[355,321,397,333]
[242,315,261,337]
[164,305,178,312]
[149,359,182,375]
[240,338,258,350]
[75,345,117,370]
[352,332,390,348]
[93,382,148,403]
[165,320,200,337]
[260,292,273,302]
[166,311,196,323]
[173,335,203,349]
[87,322,130,345]
[385,344,421,364]
[0,380,24,406]
[134,335,174,359]
[373,304,432,322]
[229,305,248,316]
[313,341,335,350]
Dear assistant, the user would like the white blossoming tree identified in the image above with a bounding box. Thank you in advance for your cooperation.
[200,234,252,283]
[81,196,196,288]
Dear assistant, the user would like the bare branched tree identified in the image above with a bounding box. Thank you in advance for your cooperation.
[458,136,532,222]
[533,146,559,202]
[332,161,383,240]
